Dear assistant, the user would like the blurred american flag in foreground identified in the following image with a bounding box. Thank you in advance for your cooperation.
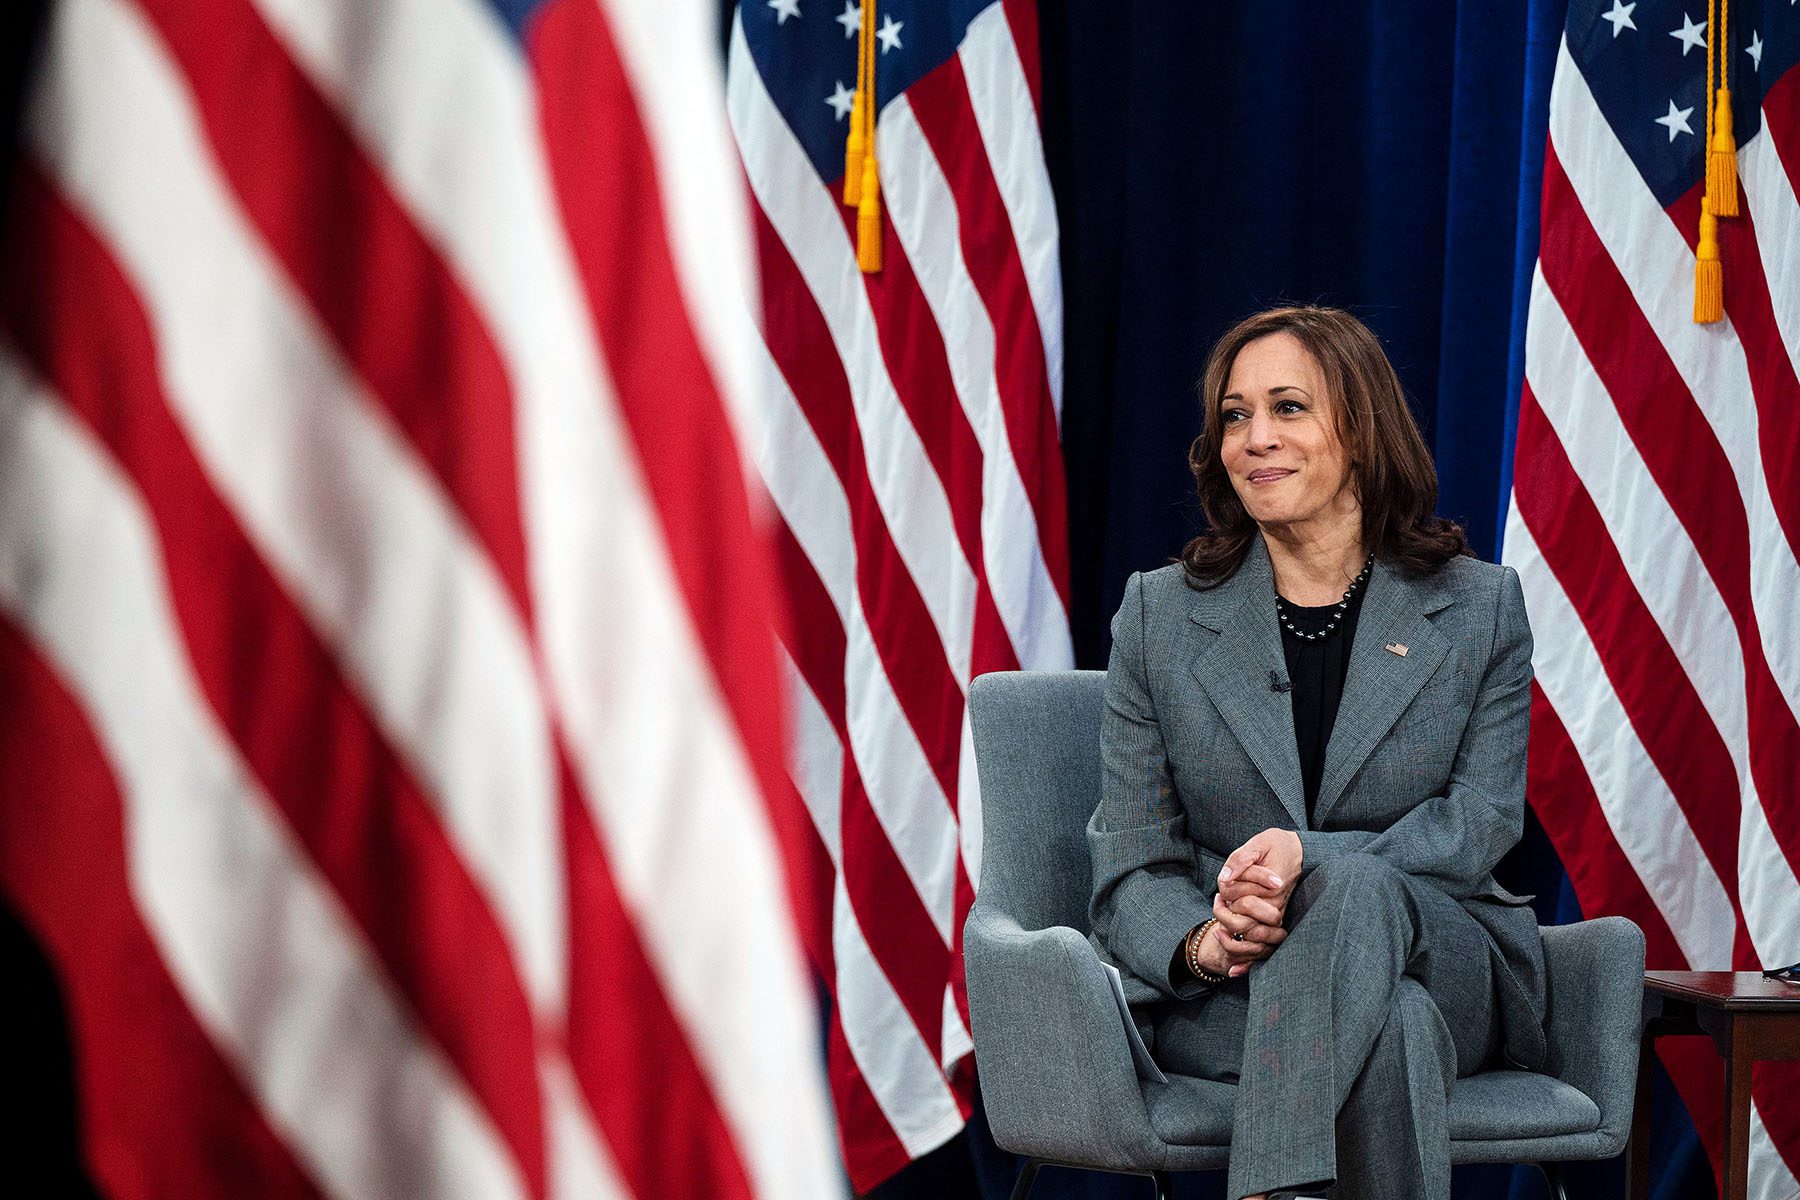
[0,1,840,1198]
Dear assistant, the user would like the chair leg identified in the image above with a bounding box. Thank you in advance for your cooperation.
[1008,1159,1041,1200]
[1149,1169,1173,1199]
[1534,1161,1571,1200]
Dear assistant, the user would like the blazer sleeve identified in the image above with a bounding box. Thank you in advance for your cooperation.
[1088,571,1219,999]
[1295,565,1533,900]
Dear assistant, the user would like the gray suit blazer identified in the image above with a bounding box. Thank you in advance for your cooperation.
[1088,536,1548,1071]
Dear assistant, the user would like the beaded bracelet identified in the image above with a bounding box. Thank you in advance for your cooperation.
[1185,917,1229,985]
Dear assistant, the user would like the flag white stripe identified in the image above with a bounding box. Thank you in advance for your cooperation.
[728,20,978,687]
[753,337,962,943]
[958,3,1063,415]
[1738,118,1800,399]
[543,1060,630,1200]
[505,196,843,1200]
[1748,1097,1800,1200]
[34,0,565,1017]
[516,282,841,1200]
[597,0,766,460]
[1523,269,1800,964]
[785,657,966,1157]
[1503,506,1736,965]
[879,95,1071,676]
[1549,40,1800,725]
[0,352,527,1200]
[750,339,856,627]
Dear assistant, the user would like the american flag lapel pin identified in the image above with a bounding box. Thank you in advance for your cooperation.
[1385,642,1409,657]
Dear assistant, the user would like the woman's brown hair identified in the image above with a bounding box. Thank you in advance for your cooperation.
[1179,305,1469,589]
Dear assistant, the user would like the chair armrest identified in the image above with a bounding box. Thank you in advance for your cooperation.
[963,904,1159,1168]
[1540,916,1646,1147]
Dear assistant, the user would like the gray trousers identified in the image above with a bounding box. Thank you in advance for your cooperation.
[1151,852,1501,1199]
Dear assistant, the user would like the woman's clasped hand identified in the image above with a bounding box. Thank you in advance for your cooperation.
[1207,829,1303,977]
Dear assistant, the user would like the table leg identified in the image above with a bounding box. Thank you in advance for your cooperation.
[1721,1020,1751,1200]
[1628,1033,1656,1200]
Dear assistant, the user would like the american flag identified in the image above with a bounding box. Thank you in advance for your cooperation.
[1503,1,1800,1196]
[0,0,841,1198]
[726,0,1073,1187]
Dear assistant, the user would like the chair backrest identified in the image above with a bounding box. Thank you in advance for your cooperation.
[968,669,1106,934]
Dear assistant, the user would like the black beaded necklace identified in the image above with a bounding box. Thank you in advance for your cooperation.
[1274,556,1374,643]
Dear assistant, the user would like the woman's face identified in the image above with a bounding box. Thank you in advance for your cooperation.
[1218,331,1358,535]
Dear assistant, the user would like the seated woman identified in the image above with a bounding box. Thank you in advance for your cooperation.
[1088,306,1546,1200]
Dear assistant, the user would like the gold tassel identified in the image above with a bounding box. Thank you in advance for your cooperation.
[1706,87,1739,216]
[852,0,882,272]
[1694,202,1724,323]
[1704,0,1739,216]
[857,151,883,272]
[843,91,865,205]
[842,2,872,204]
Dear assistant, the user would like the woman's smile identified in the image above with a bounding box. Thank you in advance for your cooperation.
[1246,468,1294,485]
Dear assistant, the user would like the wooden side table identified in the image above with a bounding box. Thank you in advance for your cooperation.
[1629,971,1800,1200]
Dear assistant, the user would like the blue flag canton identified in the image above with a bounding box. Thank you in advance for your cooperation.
[740,0,1002,182]
[1567,0,1800,207]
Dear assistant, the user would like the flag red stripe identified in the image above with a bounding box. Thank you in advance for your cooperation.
[769,515,960,1053]
[1512,387,1749,959]
[1664,185,1800,560]
[132,0,534,624]
[773,519,847,724]
[790,775,841,979]
[1537,147,1800,880]
[560,768,756,1200]
[997,0,1043,116]
[753,207,971,813]
[905,56,1072,612]
[845,200,1023,683]
[0,617,328,1200]
[0,163,549,1198]
[525,0,818,930]
[1753,67,1800,241]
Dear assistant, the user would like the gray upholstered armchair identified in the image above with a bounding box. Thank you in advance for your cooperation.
[964,670,1646,1199]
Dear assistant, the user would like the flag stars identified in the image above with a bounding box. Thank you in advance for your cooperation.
[1747,30,1764,70]
[877,14,904,53]
[1655,99,1696,142]
[835,0,861,38]
[826,80,856,121]
[1601,0,1636,37]
[767,0,800,25]
[1670,12,1707,55]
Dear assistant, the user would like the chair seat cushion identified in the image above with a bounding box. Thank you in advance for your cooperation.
[1142,1074,1238,1146]
[1447,1071,1600,1140]
[1138,1069,1599,1148]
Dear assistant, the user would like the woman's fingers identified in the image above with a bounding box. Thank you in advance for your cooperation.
[1212,890,1256,934]
[1215,840,1268,885]
[1226,894,1285,926]
[1218,864,1284,905]
[1211,896,1285,957]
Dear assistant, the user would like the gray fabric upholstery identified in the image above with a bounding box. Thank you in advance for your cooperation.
[965,669,1646,1180]
[1446,1072,1598,1140]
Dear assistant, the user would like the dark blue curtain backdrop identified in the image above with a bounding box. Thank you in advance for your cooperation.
[874,3,1718,1199]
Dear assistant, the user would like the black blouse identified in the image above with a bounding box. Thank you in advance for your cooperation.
[1278,582,1368,823]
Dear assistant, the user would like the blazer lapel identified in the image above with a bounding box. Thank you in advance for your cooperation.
[1187,540,1308,829]
[1312,561,1453,824]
